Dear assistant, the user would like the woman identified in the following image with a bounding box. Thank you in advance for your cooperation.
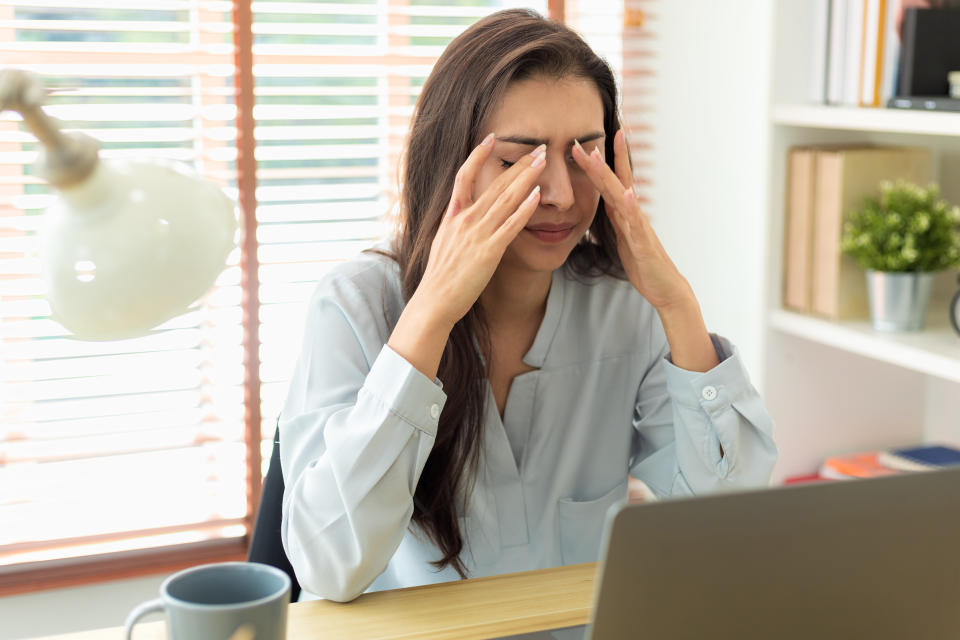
[279,9,777,603]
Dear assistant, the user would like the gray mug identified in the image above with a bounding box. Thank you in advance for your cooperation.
[124,562,290,640]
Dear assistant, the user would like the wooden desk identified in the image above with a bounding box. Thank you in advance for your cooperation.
[38,563,596,640]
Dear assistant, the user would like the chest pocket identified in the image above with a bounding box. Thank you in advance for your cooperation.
[557,479,628,565]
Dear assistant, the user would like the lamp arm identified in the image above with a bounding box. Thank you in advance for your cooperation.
[0,68,99,188]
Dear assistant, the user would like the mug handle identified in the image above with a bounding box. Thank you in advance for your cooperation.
[123,597,164,640]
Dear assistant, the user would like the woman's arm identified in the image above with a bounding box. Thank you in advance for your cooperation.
[280,282,445,602]
[571,130,776,493]
[572,130,719,373]
[388,137,546,380]
[282,138,547,601]
[629,327,778,497]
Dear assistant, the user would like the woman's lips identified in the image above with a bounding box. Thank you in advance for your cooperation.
[523,224,575,243]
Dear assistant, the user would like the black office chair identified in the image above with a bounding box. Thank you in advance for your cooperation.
[248,423,302,602]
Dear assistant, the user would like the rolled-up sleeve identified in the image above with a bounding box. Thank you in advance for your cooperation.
[279,281,446,602]
[629,333,777,498]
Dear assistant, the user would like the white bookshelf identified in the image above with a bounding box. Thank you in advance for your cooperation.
[764,1,960,483]
[772,104,960,137]
[769,310,960,384]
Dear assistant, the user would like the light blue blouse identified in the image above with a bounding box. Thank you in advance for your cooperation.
[279,248,778,602]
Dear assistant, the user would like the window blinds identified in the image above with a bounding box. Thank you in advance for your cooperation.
[0,0,559,582]
[0,0,248,573]
[0,0,655,586]
[251,0,550,454]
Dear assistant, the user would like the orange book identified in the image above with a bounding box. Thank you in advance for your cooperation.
[819,452,900,480]
[857,0,888,107]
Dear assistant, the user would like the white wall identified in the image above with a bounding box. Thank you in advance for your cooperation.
[648,0,773,387]
[0,4,778,637]
[0,573,169,640]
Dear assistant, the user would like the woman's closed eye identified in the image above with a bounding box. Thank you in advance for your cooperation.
[497,154,585,171]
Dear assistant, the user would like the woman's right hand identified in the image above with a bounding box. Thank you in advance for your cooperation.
[414,133,546,328]
[388,134,545,380]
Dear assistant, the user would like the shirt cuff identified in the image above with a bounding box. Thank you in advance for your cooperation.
[661,335,753,415]
[361,344,448,437]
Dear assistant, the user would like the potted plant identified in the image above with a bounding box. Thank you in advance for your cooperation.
[841,180,960,331]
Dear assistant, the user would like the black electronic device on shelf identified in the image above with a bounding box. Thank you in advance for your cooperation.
[897,8,960,99]
[886,96,960,112]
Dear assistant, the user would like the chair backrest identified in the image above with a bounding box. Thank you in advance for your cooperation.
[247,424,302,602]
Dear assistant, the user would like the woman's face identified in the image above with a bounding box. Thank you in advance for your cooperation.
[474,74,606,276]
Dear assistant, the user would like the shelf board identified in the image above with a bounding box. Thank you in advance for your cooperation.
[772,104,960,137]
[769,309,960,383]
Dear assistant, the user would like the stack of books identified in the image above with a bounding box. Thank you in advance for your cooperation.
[809,1,960,110]
[785,444,960,483]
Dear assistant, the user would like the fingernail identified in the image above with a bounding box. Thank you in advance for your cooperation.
[481,132,495,147]
[590,148,603,165]
[531,153,546,168]
[529,144,546,158]
[527,185,541,201]
[573,139,585,156]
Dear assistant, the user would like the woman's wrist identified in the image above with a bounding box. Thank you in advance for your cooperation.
[387,293,456,381]
[655,296,720,373]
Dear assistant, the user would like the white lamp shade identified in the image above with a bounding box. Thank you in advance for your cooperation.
[40,159,239,340]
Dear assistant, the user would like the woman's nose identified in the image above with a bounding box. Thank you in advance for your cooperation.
[537,152,575,211]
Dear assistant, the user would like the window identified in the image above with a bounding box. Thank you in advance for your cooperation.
[0,0,565,594]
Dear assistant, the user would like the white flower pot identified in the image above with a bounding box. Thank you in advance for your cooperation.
[865,270,935,332]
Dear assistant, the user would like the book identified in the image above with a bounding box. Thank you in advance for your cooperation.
[819,451,900,479]
[783,472,832,485]
[878,445,960,472]
[810,146,931,321]
[782,148,816,312]
[810,0,832,104]
[857,0,887,107]
[843,0,865,105]
[827,0,848,104]
[879,0,902,103]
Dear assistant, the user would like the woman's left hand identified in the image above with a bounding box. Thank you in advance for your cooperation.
[572,129,693,312]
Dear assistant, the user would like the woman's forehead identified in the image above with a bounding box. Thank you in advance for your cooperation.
[483,75,605,142]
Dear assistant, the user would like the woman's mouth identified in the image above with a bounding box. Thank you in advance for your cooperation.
[523,223,575,243]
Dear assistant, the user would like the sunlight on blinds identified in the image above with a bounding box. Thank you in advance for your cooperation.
[251,0,549,457]
[0,0,648,576]
[0,0,246,567]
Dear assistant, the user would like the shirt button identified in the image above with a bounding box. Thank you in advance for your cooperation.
[701,385,718,401]
[429,404,440,419]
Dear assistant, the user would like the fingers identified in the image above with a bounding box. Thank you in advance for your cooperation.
[612,129,632,190]
[572,137,633,227]
[491,184,541,246]
[449,132,496,213]
[473,144,546,215]
[480,146,546,228]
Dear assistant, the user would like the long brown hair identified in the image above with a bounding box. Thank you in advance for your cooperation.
[389,8,624,577]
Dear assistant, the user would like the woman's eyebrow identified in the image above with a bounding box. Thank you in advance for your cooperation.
[495,131,605,147]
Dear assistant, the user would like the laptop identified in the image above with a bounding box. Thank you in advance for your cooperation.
[506,466,960,639]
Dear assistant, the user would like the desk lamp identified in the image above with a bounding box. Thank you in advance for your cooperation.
[0,69,238,340]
